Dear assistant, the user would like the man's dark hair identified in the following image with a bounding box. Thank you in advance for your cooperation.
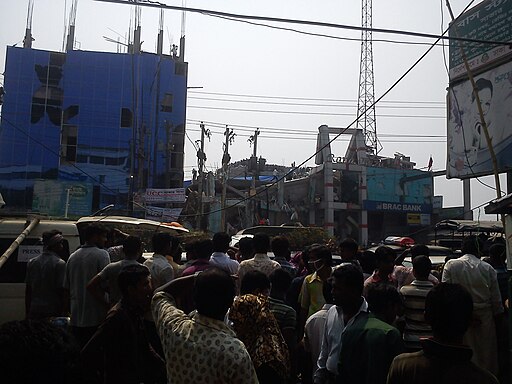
[151,233,173,254]
[123,236,142,258]
[270,268,292,293]
[410,244,429,258]
[472,78,493,102]
[253,232,270,253]
[238,237,254,259]
[0,320,80,384]
[271,236,290,258]
[212,232,231,253]
[310,245,333,266]
[240,270,271,295]
[84,224,108,242]
[194,267,236,319]
[374,245,395,264]
[489,243,506,264]
[42,230,63,250]
[322,278,334,304]
[461,235,483,257]
[194,239,214,260]
[366,283,401,316]
[425,283,473,341]
[412,255,432,280]
[118,264,150,297]
[358,250,377,275]
[169,236,182,262]
[332,263,364,294]
[339,238,358,254]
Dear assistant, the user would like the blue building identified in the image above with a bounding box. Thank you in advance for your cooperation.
[0,46,187,214]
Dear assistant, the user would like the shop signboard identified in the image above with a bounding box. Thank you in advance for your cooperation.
[145,188,186,203]
[449,0,512,80]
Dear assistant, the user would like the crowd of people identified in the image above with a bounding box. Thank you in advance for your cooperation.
[0,224,510,384]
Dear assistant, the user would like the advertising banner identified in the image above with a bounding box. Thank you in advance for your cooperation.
[447,60,512,179]
[32,179,93,217]
[145,188,186,203]
[145,206,183,222]
[449,0,512,80]
[366,167,433,205]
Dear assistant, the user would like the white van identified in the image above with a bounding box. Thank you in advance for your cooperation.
[0,217,80,324]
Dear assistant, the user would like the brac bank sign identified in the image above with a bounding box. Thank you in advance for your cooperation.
[364,201,432,213]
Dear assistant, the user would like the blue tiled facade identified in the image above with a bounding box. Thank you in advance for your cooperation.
[0,46,187,212]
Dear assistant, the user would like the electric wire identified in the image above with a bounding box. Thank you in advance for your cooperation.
[93,0,512,47]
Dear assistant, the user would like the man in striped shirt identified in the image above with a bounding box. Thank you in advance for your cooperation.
[399,255,434,351]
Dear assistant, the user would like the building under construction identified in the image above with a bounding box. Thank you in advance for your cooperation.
[0,3,188,216]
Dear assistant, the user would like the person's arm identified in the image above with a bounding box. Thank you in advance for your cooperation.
[24,284,32,318]
[156,274,195,311]
[441,261,451,283]
[24,262,33,318]
[297,279,310,341]
[394,249,409,266]
[87,274,109,310]
[282,326,297,382]
[313,319,329,384]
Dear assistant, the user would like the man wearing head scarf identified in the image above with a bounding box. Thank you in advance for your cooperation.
[25,230,67,319]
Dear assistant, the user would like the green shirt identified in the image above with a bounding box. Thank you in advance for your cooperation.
[337,313,404,384]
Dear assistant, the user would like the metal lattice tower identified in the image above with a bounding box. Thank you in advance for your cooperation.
[356,0,379,155]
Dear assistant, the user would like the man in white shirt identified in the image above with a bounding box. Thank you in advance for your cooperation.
[314,264,369,384]
[87,236,144,306]
[442,235,504,376]
[144,233,175,290]
[238,233,280,283]
[63,224,110,347]
[304,279,334,383]
[209,232,239,275]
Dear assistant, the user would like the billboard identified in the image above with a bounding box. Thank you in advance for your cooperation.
[449,0,512,80]
[447,60,512,178]
[32,179,93,217]
[366,167,433,205]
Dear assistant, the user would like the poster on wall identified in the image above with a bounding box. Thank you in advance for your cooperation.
[32,179,93,217]
[366,168,433,205]
[145,206,183,222]
[447,60,512,179]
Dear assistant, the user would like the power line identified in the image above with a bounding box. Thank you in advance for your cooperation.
[189,90,445,104]
[178,1,477,219]
[187,104,445,118]
[94,0,509,47]
[187,95,446,109]
[186,119,446,136]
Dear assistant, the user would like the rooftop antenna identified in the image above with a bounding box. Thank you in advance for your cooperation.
[23,0,35,49]
[179,0,186,61]
[127,7,133,53]
[133,4,142,54]
[157,9,164,55]
[66,0,78,51]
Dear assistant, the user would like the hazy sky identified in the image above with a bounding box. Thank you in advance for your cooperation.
[0,0,507,219]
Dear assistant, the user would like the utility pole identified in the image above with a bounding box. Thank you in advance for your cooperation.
[221,126,235,231]
[248,129,260,226]
[196,122,210,229]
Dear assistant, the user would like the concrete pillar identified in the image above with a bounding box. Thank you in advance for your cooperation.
[463,179,472,219]
[359,167,368,246]
[324,161,334,236]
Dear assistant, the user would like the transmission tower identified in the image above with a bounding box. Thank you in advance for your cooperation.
[356,0,380,156]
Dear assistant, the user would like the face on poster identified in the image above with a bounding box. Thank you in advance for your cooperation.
[447,60,512,179]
